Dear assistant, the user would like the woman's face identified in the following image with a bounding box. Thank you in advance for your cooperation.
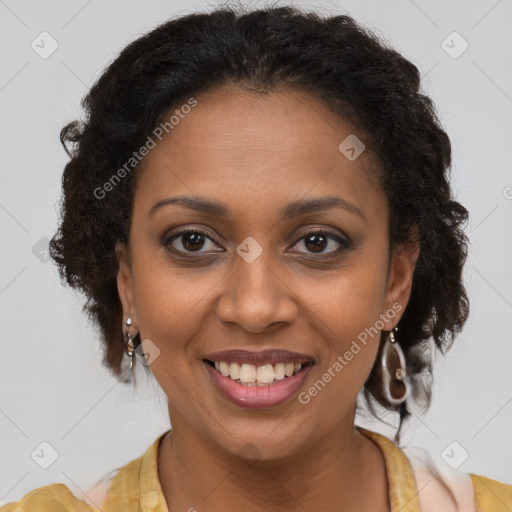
[117,84,419,460]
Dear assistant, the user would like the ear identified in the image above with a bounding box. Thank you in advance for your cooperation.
[116,241,138,325]
[381,224,420,330]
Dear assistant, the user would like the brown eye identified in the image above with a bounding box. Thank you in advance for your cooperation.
[164,229,223,254]
[291,231,349,255]
[304,233,329,253]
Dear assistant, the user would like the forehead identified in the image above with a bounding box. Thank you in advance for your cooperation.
[134,84,385,223]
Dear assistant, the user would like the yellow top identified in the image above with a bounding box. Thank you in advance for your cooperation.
[1,427,511,511]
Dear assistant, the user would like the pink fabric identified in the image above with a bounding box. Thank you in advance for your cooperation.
[402,445,475,512]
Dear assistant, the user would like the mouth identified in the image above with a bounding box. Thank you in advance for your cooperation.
[203,359,315,386]
[202,350,315,409]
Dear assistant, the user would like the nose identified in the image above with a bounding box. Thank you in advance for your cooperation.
[215,251,298,333]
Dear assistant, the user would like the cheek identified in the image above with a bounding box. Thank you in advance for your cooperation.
[301,248,388,402]
[131,264,205,402]
[310,246,388,340]
[131,255,224,357]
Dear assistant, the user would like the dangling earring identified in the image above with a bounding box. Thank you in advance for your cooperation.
[124,316,135,373]
[381,327,410,406]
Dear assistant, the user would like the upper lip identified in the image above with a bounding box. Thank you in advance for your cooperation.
[204,349,315,366]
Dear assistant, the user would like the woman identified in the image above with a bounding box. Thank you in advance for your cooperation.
[2,4,510,512]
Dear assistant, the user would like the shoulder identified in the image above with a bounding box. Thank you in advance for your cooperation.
[470,473,512,512]
[0,432,169,512]
[0,483,99,512]
[402,444,512,512]
[337,427,512,512]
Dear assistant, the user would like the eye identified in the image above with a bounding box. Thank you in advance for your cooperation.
[163,228,350,257]
[290,230,349,255]
[164,228,223,254]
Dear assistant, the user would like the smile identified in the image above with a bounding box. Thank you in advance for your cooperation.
[205,360,314,386]
[202,349,315,408]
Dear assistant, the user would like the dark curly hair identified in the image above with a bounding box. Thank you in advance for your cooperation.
[49,3,470,444]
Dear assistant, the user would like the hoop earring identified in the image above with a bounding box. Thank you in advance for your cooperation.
[381,327,410,406]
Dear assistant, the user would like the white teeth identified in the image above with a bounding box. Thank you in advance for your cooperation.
[210,360,308,385]
[256,364,275,384]
[274,363,286,380]
[229,362,240,380]
[219,361,230,377]
[239,363,257,383]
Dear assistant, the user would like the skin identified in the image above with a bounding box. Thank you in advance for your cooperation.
[117,83,420,511]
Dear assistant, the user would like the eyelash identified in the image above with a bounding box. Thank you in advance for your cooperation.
[162,227,350,257]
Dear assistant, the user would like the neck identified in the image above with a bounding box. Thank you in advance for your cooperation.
[157,407,389,511]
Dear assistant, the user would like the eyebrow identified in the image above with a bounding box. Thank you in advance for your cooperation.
[147,195,366,222]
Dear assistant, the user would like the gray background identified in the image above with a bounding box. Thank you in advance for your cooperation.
[1,0,511,506]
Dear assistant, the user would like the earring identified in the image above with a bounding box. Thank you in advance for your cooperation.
[381,327,410,406]
[124,316,135,373]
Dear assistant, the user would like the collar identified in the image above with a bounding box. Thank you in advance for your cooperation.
[102,426,421,512]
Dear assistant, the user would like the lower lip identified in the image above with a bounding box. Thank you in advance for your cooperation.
[204,361,314,409]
